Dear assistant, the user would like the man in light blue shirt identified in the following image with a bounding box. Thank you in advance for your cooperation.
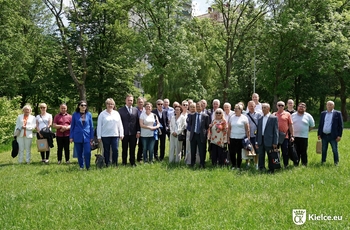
[317,101,343,165]
[292,102,315,166]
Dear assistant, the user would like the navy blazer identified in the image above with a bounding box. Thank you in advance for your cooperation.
[118,106,140,136]
[69,112,94,143]
[152,109,169,132]
[188,112,210,143]
[256,115,279,147]
[317,110,343,139]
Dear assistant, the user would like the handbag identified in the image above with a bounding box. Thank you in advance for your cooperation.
[11,137,19,158]
[288,142,299,164]
[37,139,49,152]
[178,131,186,141]
[278,131,286,145]
[90,137,99,150]
[268,149,281,169]
[316,140,322,154]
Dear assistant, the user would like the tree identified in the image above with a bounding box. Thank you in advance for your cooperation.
[192,0,270,102]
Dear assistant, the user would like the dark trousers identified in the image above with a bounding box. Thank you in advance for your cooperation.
[321,134,339,164]
[101,137,119,167]
[137,138,143,162]
[279,138,289,167]
[121,135,137,165]
[229,138,243,168]
[56,136,70,162]
[258,142,274,172]
[190,133,206,167]
[154,133,166,160]
[37,133,50,160]
[211,144,225,166]
[294,137,308,166]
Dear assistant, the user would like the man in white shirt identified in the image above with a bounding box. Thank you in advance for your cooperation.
[292,102,315,166]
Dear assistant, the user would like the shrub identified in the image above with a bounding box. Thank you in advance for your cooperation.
[0,97,22,144]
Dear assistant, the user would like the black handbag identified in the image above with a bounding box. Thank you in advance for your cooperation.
[11,137,19,158]
[268,149,281,169]
[288,142,299,164]
[178,131,186,141]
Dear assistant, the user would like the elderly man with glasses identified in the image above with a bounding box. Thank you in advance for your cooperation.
[274,101,294,168]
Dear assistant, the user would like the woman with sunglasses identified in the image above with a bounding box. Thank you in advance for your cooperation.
[70,100,94,170]
[208,108,228,166]
[36,103,52,163]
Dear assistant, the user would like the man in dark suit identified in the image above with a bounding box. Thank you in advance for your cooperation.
[317,101,343,165]
[189,101,210,168]
[152,99,169,161]
[118,95,140,167]
[255,103,279,172]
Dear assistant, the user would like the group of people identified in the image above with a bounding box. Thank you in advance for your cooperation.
[13,93,344,172]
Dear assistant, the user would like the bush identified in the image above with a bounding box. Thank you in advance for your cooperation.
[0,97,22,144]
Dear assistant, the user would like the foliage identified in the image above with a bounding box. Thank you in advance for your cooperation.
[0,97,22,144]
[0,131,349,229]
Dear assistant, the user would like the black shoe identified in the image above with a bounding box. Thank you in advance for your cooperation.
[131,164,137,167]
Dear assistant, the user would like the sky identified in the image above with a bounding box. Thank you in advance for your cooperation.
[194,0,212,15]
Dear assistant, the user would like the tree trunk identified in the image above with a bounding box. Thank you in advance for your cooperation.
[338,75,348,121]
[157,73,164,99]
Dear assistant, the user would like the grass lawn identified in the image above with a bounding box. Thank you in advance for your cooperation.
[0,130,349,229]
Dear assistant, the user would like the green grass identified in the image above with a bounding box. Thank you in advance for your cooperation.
[0,131,349,229]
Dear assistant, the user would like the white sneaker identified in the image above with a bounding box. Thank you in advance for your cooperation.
[256,164,259,170]
[231,167,235,170]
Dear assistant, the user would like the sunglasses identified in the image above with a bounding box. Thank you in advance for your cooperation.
[183,104,188,106]
[215,112,222,114]
[40,107,46,109]
[80,104,87,107]
[157,104,163,106]
[277,104,284,107]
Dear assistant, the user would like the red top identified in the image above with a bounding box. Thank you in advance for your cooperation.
[53,113,72,137]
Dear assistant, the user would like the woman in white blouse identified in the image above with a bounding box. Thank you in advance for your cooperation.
[14,104,36,164]
[227,103,250,170]
[97,98,124,167]
[169,106,187,163]
[139,102,159,163]
[36,103,52,163]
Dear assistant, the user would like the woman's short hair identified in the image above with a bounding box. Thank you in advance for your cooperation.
[39,103,47,109]
[75,100,89,113]
[22,104,32,112]
[235,103,243,111]
[144,102,152,108]
[215,108,226,121]
[174,105,183,113]
[105,98,115,105]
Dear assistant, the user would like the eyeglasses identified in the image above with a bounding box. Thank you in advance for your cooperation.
[107,103,114,106]
[277,104,284,107]
[157,104,163,106]
[298,105,306,108]
[80,104,87,107]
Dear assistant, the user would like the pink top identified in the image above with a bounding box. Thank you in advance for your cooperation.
[53,113,72,137]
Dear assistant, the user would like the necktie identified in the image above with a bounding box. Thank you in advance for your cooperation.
[196,113,200,133]
[129,107,132,114]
